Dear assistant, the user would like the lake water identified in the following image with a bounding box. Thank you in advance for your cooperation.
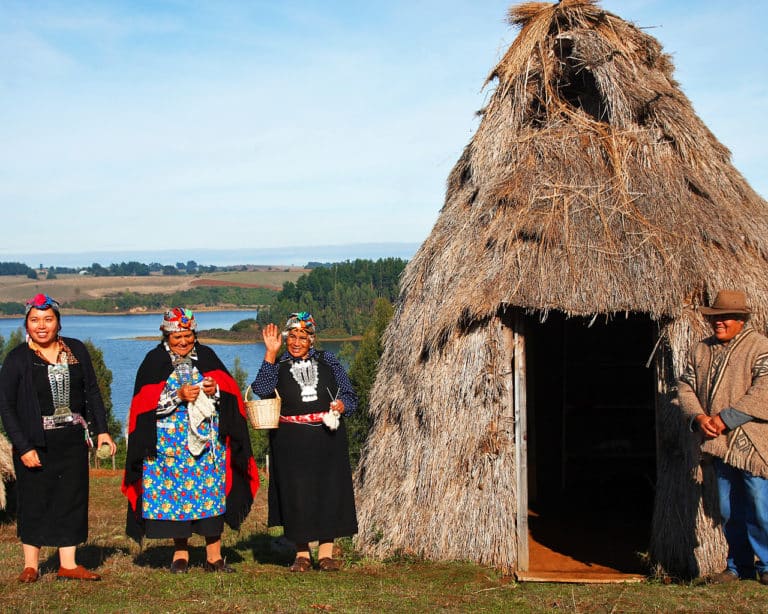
[0,311,343,430]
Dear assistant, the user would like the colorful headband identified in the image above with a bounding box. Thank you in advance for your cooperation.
[283,311,316,336]
[25,293,60,316]
[160,307,197,333]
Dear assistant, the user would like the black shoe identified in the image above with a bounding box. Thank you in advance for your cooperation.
[170,559,189,574]
[204,559,234,573]
[759,572,768,585]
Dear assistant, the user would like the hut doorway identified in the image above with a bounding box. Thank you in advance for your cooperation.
[516,311,656,579]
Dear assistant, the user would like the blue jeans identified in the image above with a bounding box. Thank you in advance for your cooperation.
[714,458,768,577]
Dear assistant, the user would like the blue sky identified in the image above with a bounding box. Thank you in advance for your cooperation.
[1,1,765,263]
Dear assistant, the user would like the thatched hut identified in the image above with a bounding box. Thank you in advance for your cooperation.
[355,0,768,578]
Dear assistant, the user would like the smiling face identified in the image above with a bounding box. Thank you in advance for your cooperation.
[285,329,313,359]
[167,330,196,356]
[26,307,60,347]
[708,314,746,343]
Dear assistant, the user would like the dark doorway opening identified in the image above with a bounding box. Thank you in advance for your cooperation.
[524,311,656,575]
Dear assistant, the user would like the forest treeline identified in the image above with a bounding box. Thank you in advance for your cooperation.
[0,262,34,276]
[257,258,406,336]
[0,259,259,278]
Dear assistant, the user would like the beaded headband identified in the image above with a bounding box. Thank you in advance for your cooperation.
[160,307,197,333]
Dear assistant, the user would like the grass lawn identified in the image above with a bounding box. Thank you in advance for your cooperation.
[1,471,767,613]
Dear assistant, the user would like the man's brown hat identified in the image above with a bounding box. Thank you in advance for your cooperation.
[699,290,751,316]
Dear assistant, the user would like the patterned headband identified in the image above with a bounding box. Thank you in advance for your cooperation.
[282,311,316,336]
[160,307,197,333]
[25,293,60,316]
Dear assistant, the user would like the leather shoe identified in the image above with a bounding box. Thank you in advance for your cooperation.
[57,565,100,581]
[759,572,768,585]
[709,569,739,584]
[18,567,39,583]
[170,558,189,574]
[318,557,342,572]
[289,556,312,572]
[204,559,235,573]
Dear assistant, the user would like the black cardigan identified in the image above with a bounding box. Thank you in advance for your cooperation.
[0,337,108,455]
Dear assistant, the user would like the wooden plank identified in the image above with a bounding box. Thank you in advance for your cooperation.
[515,570,646,584]
[513,312,529,571]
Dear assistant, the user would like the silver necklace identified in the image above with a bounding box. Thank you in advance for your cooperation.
[47,353,73,422]
[289,359,318,402]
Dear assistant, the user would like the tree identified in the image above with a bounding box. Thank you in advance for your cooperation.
[346,297,393,467]
[90,262,109,276]
[0,262,34,276]
[230,356,248,390]
[83,340,122,441]
[0,328,24,364]
[231,356,269,464]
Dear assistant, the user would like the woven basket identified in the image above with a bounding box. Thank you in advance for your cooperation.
[244,387,281,429]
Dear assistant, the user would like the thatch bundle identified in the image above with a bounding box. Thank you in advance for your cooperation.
[355,0,768,576]
[0,431,15,511]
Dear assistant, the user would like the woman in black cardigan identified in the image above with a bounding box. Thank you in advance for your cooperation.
[0,294,116,583]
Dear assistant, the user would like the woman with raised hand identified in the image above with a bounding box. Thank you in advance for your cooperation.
[251,311,358,572]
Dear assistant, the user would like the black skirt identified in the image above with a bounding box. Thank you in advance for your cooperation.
[268,419,358,543]
[13,425,89,547]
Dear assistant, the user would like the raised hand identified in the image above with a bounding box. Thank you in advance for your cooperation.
[262,323,282,363]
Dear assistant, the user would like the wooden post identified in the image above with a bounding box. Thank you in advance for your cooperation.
[513,312,529,571]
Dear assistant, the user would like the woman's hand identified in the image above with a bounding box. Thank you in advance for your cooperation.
[262,323,282,364]
[330,399,345,415]
[20,449,42,468]
[178,383,201,403]
[97,433,118,457]
[201,376,217,397]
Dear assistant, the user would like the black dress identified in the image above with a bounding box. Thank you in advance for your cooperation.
[0,339,108,547]
[266,357,358,543]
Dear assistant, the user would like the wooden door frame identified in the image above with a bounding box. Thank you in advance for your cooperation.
[512,311,529,571]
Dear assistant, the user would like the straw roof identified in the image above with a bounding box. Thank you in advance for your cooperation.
[355,0,768,574]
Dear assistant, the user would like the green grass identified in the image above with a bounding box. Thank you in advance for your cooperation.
[1,473,767,613]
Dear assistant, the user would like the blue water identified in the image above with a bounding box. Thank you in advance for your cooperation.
[0,311,344,431]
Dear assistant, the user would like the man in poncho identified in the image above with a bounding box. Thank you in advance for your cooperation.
[678,290,768,584]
